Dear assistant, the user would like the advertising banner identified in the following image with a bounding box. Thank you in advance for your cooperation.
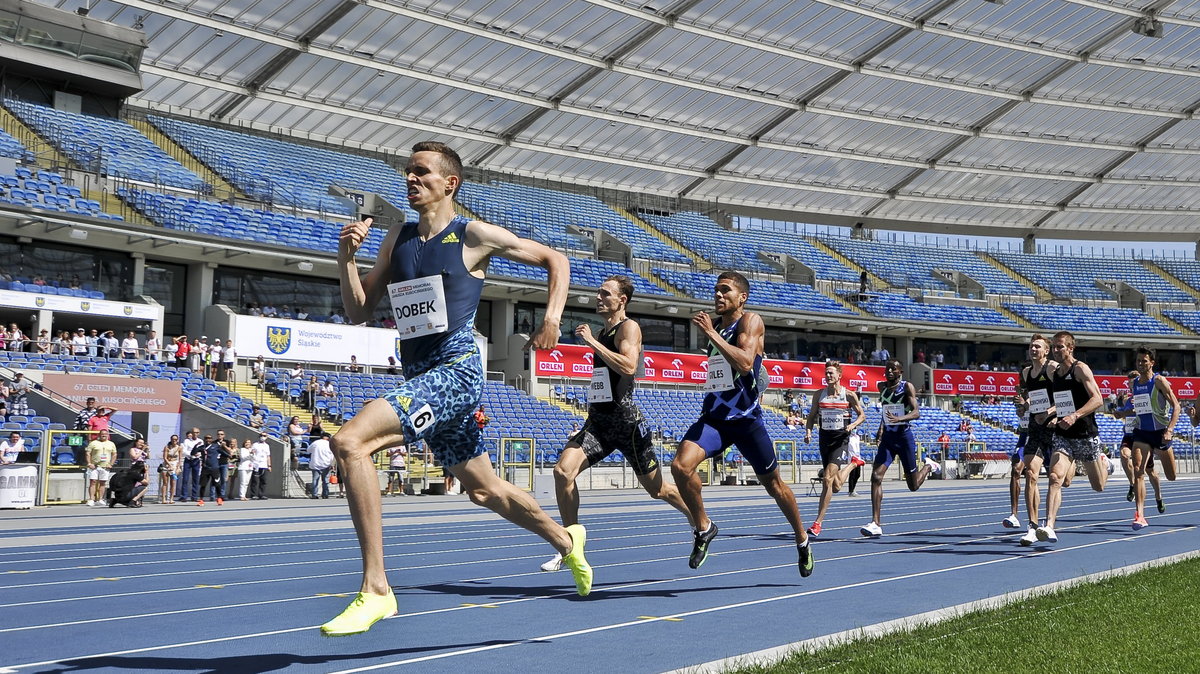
[0,289,160,320]
[932,370,1020,396]
[42,374,182,413]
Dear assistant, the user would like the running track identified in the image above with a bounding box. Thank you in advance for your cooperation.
[2,477,1198,673]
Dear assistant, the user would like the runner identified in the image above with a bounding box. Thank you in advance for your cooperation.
[803,360,866,537]
[1127,347,1180,530]
[322,141,591,637]
[540,275,692,572]
[1038,331,1111,544]
[1113,380,1165,515]
[670,271,813,576]
[1002,402,1028,530]
[1012,336,1058,546]
[860,359,937,538]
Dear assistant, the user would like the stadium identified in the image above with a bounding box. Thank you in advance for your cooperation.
[1,0,1199,671]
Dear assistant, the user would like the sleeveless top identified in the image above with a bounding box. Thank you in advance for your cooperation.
[388,215,484,369]
[1132,373,1171,431]
[701,316,767,422]
[815,386,851,445]
[589,319,636,414]
[879,379,912,431]
[1050,361,1098,439]
[1020,362,1055,429]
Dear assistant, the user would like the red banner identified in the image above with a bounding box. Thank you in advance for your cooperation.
[535,345,886,390]
[1094,375,1200,400]
[932,370,1019,397]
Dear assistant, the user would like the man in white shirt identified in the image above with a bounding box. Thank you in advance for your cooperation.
[249,432,272,500]
[121,331,140,359]
[0,431,25,464]
[262,304,277,317]
[179,428,204,502]
[144,330,160,361]
[71,328,89,356]
[221,339,237,382]
[308,432,334,499]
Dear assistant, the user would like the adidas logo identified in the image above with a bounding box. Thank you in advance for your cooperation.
[440,232,460,243]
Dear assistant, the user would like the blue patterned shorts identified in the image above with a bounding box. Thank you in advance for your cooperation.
[382,330,485,468]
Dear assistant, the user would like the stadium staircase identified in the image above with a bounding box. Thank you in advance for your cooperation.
[826,290,869,317]
[1142,260,1200,302]
[808,238,886,289]
[0,105,72,169]
[994,305,1036,329]
[611,205,713,271]
[130,118,245,199]
[977,252,1052,301]
[1145,306,1196,336]
[217,381,343,434]
[538,396,585,418]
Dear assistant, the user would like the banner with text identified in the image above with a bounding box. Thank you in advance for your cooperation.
[42,374,182,413]
[535,344,887,390]
[932,370,1020,396]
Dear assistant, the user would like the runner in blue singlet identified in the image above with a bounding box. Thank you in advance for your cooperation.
[322,141,591,636]
[671,271,813,577]
[1127,346,1180,530]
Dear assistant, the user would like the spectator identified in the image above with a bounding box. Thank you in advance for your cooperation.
[221,339,237,382]
[236,439,255,501]
[144,330,160,361]
[179,428,203,502]
[192,337,206,373]
[328,309,348,324]
[346,355,362,373]
[196,433,230,506]
[261,302,277,317]
[87,328,100,357]
[248,302,262,316]
[251,355,266,384]
[308,432,334,499]
[0,379,7,419]
[320,380,336,401]
[0,431,25,464]
[8,373,30,416]
[74,397,100,430]
[7,323,24,351]
[31,275,45,286]
[87,405,117,433]
[385,445,407,496]
[295,307,310,321]
[288,363,304,381]
[308,412,325,441]
[385,356,399,376]
[172,335,190,368]
[36,329,51,354]
[380,315,395,330]
[129,437,149,463]
[85,429,117,507]
[249,432,272,500]
[106,461,148,508]
[287,416,307,455]
[120,331,140,359]
[473,405,490,431]
[958,418,972,434]
[101,330,120,359]
[278,305,295,320]
[160,434,181,504]
[69,275,81,290]
[207,339,221,379]
[301,375,319,408]
[938,431,951,455]
[248,406,265,429]
[57,330,73,356]
[567,422,580,440]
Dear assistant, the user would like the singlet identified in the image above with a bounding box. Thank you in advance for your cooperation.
[815,386,851,445]
[1132,373,1171,431]
[588,319,636,414]
[879,379,912,431]
[700,316,767,423]
[1020,362,1055,428]
[1050,361,1098,439]
[388,215,484,369]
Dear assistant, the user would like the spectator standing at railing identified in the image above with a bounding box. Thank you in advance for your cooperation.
[74,397,99,430]
[251,355,265,384]
[36,329,50,354]
[58,330,75,356]
[179,428,203,502]
[385,445,407,496]
[279,305,295,320]
[346,355,362,373]
[7,323,24,352]
[190,337,204,373]
[87,405,116,433]
[86,329,100,357]
[221,339,237,382]
[327,309,348,324]
[8,372,30,416]
[144,330,160,361]
[207,339,222,379]
[296,307,310,320]
[103,330,121,359]
[120,331,139,359]
[172,335,190,368]
[287,416,307,455]
[262,303,277,318]
[385,356,399,376]
[85,429,117,507]
[248,302,262,317]
[938,431,951,455]
[0,379,9,420]
[248,432,271,500]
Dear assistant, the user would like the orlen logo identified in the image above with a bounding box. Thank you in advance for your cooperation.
[642,355,656,378]
[541,349,565,372]
[691,360,708,382]
[847,369,868,389]
[979,375,998,394]
[793,365,812,387]
[959,374,976,393]
[769,364,784,385]
[663,358,684,380]
[1000,375,1017,394]
[1181,380,1196,398]
[573,352,594,374]
[935,372,953,393]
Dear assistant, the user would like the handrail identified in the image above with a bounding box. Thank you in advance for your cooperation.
[0,359,139,440]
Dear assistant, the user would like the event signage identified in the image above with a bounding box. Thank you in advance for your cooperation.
[535,344,887,390]
[0,289,160,320]
[933,370,1200,401]
[42,374,182,413]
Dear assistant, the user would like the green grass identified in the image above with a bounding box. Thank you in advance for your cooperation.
[730,555,1200,674]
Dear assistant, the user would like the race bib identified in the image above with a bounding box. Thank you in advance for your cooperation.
[388,274,448,340]
[820,409,846,431]
[1133,393,1152,416]
[703,354,734,392]
[1124,415,1137,432]
[1028,389,1051,414]
[883,403,905,426]
[1053,389,1076,417]
[1018,412,1029,430]
[587,366,613,403]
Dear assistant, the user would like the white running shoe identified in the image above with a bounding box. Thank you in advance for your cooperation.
[85,500,94,507]
[1102,454,1115,475]
[860,521,883,538]
[540,552,563,572]
[1035,525,1057,543]
[924,456,942,474]
[1002,514,1021,529]
[1019,526,1038,547]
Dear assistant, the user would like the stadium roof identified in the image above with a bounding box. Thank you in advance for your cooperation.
[44,0,1200,240]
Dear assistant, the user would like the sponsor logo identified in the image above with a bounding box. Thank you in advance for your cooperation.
[267,327,291,355]
[793,376,813,386]
[440,232,460,243]
[80,301,91,311]
[540,361,564,372]
[123,306,133,316]
[395,338,403,361]
[393,395,412,412]
[935,383,953,393]
[572,363,592,374]
[34,297,44,307]
[582,353,594,363]
[769,374,784,385]
[550,350,563,361]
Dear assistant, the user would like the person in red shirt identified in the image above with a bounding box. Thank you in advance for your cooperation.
[87,406,117,432]
[173,335,190,368]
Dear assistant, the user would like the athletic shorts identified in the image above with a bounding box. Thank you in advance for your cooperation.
[571,403,659,475]
[1052,434,1102,462]
[874,427,919,474]
[818,432,851,467]
[382,330,485,468]
[682,415,777,475]
[1023,423,1054,461]
[1131,428,1172,451]
[87,467,111,482]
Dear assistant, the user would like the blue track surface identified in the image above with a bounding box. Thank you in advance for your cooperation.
[2,478,1198,673]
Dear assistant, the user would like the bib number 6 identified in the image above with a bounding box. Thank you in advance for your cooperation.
[409,404,437,435]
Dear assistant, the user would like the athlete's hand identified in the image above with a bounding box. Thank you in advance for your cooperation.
[527,318,561,351]
[691,311,714,335]
[1164,428,1173,442]
[804,430,811,444]
[575,323,593,343]
[1057,413,1076,430]
[339,217,373,257]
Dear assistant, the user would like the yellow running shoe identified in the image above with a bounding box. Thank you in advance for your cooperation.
[562,524,592,596]
[320,589,398,636]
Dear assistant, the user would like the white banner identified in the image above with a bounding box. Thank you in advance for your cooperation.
[143,412,182,497]
[0,289,160,320]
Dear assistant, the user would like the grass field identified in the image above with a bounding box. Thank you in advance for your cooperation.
[732,555,1200,673]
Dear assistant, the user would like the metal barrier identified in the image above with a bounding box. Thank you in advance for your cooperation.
[774,440,798,484]
[498,437,535,491]
[39,429,100,505]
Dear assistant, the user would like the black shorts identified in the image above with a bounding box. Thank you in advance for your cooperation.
[1023,423,1054,460]
[571,404,659,476]
[1131,428,1171,451]
[818,431,850,467]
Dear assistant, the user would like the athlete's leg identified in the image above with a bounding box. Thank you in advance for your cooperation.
[1131,442,1151,515]
[870,461,889,526]
[1082,443,1109,492]
[453,452,574,555]
[1156,447,1177,481]
[814,460,845,525]
[761,468,807,545]
[634,467,694,528]
[1148,462,1162,501]
[552,444,589,527]
[1023,453,1044,525]
[672,440,712,532]
[1044,451,1072,529]
[1009,459,1023,518]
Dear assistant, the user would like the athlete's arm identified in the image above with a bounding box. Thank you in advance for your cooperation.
[581,320,642,376]
[803,391,821,441]
[1156,375,1181,440]
[465,220,568,350]
[338,217,400,324]
[1058,361,1103,429]
[846,390,866,432]
[697,311,763,375]
[897,382,921,422]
